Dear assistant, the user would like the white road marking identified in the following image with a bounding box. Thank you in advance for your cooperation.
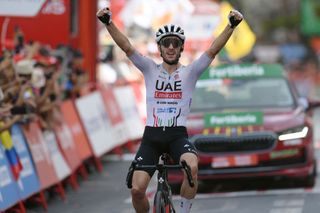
[269,208,302,213]
[270,199,304,213]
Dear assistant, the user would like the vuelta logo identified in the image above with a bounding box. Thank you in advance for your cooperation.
[154,80,182,99]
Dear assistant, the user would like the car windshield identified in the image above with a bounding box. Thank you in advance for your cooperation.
[191,78,295,111]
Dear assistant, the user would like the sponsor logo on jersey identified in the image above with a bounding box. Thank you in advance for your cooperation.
[154,80,182,99]
[157,107,177,114]
[155,91,182,99]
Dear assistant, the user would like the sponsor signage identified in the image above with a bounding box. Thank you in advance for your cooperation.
[54,122,82,172]
[10,125,40,200]
[100,86,128,146]
[199,64,285,80]
[76,91,117,157]
[22,123,59,189]
[0,0,46,17]
[113,86,145,140]
[42,130,71,181]
[204,112,263,127]
[60,100,92,161]
[0,144,20,211]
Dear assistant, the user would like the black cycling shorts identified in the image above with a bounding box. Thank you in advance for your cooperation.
[133,126,198,177]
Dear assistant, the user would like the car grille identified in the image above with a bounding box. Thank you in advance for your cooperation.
[192,132,277,153]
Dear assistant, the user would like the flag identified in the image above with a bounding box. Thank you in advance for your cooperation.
[213,1,256,61]
[0,122,23,180]
[301,0,320,35]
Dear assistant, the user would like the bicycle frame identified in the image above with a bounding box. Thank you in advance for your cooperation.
[126,154,194,213]
[154,155,176,213]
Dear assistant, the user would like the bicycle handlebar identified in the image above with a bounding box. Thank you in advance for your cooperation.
[126,160,194,189]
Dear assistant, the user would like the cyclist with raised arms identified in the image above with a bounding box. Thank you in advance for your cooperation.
[97,6,243,213]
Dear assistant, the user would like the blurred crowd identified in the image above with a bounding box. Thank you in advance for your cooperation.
[0,27,88,133]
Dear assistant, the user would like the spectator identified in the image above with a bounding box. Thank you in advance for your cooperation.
[64,50,88,99]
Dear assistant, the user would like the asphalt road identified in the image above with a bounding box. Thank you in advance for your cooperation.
[24,153,320,213]
[26,109,320,213]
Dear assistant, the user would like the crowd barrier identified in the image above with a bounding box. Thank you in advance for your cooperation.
[0,82,146,213]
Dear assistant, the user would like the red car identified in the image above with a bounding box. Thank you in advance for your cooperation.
[169,63,320,187]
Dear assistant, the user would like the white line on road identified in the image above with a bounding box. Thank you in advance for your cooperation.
[269,208,303,213]
[270,199,304,213]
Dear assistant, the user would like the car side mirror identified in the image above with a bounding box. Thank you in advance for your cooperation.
[307,98,320,110]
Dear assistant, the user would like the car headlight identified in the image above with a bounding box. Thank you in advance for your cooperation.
[278,126,309,141]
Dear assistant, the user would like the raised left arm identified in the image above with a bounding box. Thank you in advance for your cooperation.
[205,10,243,59]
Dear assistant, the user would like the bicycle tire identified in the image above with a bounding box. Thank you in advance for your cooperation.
[153,191,169,213]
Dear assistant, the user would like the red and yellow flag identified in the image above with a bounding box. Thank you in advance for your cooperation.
[0,122,23,180]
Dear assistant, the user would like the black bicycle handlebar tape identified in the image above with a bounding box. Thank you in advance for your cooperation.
[126,160,138,189]
[180,160,195,187]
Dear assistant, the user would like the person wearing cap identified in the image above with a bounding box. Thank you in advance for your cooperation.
[97,6,243,213]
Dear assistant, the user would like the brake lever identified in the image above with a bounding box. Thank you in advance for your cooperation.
[126,160,138,189]
[180,160,195,187]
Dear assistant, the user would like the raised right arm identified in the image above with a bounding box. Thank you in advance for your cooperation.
[97,7,135,57]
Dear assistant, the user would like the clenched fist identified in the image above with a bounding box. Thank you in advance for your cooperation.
[97,7,112,25]
[228,10,243,29]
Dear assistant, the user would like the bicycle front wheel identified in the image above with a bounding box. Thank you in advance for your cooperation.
[153,191,169,213]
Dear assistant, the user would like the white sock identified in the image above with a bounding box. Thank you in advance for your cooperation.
[180,197,193,213]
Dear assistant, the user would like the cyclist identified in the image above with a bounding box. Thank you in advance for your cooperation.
[97,7,243,213]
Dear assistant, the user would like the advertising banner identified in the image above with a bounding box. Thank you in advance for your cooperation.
[54,121,81,172]
[10,125,40,200]
[0,0,46,17]
[42,130,71,181]
[130,82,147,125]
[60,100,92,161]
[75,91,117,157]
[113,86,145,141]
[0,0,70,50]
[0,144,20,211]
[204,112,264,128]
[22,123,58,189]
[100,86,128,146]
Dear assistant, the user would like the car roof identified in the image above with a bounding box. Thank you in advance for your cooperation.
[199,63,286,80]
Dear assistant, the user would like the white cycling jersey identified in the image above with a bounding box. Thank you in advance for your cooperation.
[129,51,213,127]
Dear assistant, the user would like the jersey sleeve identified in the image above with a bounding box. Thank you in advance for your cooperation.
[189,52,214,78]
[128,51,155,73]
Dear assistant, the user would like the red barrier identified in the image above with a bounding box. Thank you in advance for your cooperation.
[54,120,82,172]
[22,122,59,189]
[60,100,93,161]
[100,85,124,126]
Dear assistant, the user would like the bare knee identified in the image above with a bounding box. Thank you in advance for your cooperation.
[131,187,146,200]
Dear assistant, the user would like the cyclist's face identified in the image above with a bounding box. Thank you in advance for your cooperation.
[159,36,183,65]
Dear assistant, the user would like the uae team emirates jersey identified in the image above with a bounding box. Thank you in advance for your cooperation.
[129,51,213,127]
